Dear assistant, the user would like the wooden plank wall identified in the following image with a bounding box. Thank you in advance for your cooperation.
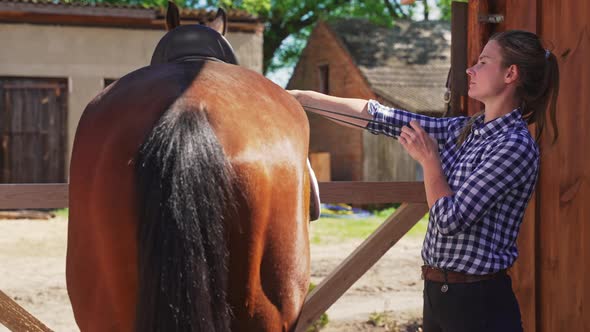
[491,2,539,331]
[467,1,590,331]
[466,0,490,116]
[536,0,589,331]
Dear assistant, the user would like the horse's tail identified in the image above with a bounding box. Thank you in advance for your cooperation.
[134,100,234,332]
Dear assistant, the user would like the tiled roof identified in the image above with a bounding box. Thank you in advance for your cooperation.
[0,0,147,9]
[0,0,259,23]
[328,19,451,114]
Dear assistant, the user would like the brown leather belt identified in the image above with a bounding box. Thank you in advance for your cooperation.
[421,265,506,284]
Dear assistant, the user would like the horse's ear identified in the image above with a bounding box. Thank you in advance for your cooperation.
[166,1,181,31]
[207,8,228,36]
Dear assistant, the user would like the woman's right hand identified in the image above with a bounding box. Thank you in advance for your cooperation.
[286,89,305,104]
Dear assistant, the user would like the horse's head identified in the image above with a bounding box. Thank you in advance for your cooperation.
[150,1,238,66]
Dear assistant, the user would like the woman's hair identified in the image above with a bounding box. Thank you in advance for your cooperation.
[457,30,560,147]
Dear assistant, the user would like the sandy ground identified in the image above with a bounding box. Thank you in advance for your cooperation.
[0,216,424,332]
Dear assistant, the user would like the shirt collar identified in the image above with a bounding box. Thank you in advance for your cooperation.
[471,108,523,138]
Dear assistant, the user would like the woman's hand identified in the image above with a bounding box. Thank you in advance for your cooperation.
[399,120,440,166]
[286,90,305,104]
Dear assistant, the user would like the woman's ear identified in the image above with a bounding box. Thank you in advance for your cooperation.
[207,8,228,36]
[166,1,181,31]
[505,64,519,84]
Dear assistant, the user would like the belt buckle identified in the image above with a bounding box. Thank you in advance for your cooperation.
[441,268,449,293]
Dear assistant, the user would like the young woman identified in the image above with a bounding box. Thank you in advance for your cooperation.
[288,30,559,331]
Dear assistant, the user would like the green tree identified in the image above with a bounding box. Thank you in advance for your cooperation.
[207,0,420,73]
[437,0,467,21]
[78,0,458,74]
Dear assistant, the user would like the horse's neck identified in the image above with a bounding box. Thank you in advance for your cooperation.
[151,25,238,66]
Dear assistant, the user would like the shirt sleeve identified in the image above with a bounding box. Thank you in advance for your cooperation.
[430,133,539,236]
[365,99,464,145]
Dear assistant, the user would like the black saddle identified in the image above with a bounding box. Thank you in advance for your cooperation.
[151,25,238,65]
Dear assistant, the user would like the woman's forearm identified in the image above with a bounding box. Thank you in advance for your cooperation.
[422,158,454,208]
[290,90,372,128]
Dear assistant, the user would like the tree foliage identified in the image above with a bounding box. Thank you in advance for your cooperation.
[77,0,459,73]
[206,0,423,73]
[437,0,467,21]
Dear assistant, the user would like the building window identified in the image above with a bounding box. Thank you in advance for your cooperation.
[318,64,329,94]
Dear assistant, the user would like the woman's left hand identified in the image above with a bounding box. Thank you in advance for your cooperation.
[399,120,440,166]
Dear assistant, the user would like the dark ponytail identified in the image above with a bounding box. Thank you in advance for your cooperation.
[457,30,560,147]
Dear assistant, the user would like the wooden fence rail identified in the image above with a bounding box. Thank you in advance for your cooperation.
[0,291,52,332]
[0,184,68,209]
[294,202,428,331]
[0,182,426,208]
[0,182,428,332]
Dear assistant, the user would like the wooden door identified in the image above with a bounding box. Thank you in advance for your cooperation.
[0,78,68,183]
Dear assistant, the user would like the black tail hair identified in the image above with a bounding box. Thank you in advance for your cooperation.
[135,101,234,331]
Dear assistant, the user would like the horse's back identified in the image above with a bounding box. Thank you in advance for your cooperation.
[67,61,310,331]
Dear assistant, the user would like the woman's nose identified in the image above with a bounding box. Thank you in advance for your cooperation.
[466,67,475,76]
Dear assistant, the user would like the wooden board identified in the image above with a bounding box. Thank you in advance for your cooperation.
[295,203,428,331]
[0,290,52,332]
[466,0,490,115]
[537,1,590,331]
[0,78,68,184]
[450,1,468,116]
[0,182,425,209]
[309,152,331,182]
[0,184,68,209]
[318,182,426,203]
[498,1,539,330]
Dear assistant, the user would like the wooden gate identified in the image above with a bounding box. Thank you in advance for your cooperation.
[0,78,67,184]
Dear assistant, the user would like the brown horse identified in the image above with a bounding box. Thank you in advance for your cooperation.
[66,4,311,331]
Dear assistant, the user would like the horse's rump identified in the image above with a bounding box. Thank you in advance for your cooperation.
[67,61,310,331]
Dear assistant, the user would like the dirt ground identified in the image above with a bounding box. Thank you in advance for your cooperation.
[0,216,424,332]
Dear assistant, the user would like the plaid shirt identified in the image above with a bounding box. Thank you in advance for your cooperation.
[366,100,539,275]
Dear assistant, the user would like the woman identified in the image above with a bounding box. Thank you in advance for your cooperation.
[289,30,559,331]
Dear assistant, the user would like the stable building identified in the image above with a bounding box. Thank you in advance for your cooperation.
[288,19,451,181]
[0,0,263,183]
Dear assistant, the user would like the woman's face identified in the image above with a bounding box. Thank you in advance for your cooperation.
[466,40,513,103]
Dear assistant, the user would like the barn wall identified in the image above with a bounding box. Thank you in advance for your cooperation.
[467,1,590,331]
[535,1,590,331]
[0,23,262,179]
[288,21,418,181]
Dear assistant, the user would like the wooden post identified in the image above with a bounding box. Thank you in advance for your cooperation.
[449,1,469,116]
[309,152,331,182]
[466,0,490,116]
[0,290,52,332]
[294,202,428,332]
[493,1,538,331]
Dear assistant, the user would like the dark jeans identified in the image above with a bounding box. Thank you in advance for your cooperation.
[423,274,523,332]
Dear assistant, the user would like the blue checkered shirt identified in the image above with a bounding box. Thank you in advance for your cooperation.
[366,100,539,275]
